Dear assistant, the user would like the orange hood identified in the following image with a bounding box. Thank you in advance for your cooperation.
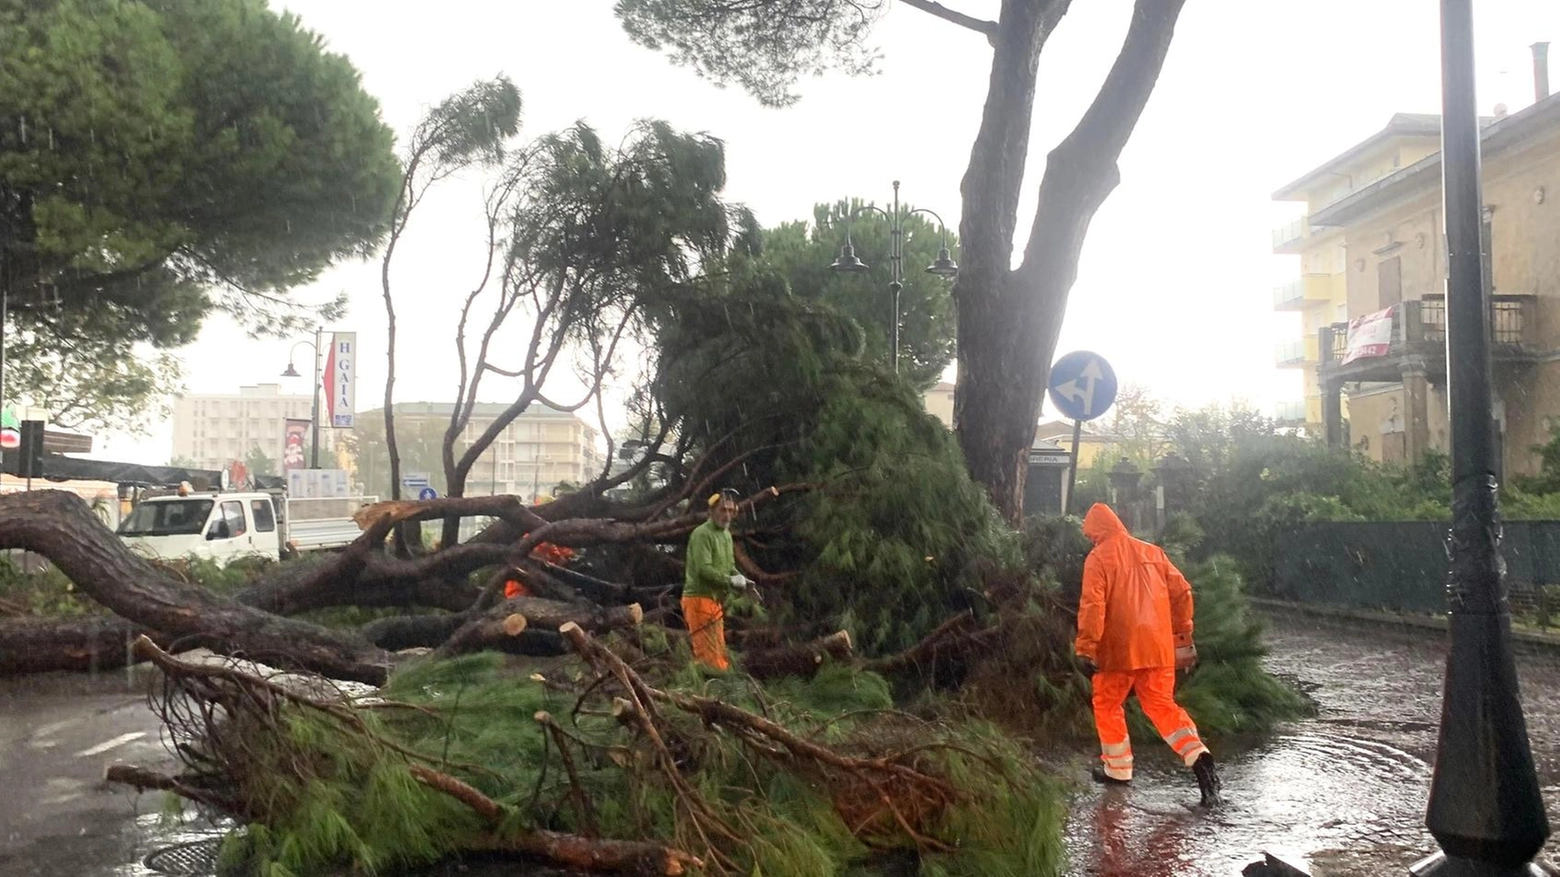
[1082,503,1129,545]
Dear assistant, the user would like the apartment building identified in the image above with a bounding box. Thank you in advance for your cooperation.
[1271,113,1446,431]
[1270,46,1560,476]
[171,384,338,471]
[354,402,603,502]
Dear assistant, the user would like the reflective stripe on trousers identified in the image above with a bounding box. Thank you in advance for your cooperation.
[1091,666,1210,777]
[1164,725,1209,767]
[1099,739,1134,780]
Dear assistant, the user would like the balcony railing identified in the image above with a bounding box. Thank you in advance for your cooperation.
[1415,293,1534,346]
[1272,273,1337,310]
[1271,217,1308,251]
[1274,400,1309,423]
[1272,279,1305,309]
[1319,294,1538,372]
[1275,338,1312,368]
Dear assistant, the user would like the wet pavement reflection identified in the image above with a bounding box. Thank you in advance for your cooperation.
[6,609,1560,875]
[1066,609,1560,876]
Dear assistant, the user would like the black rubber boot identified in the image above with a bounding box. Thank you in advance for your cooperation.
[1090,765,1131,786]
[1192,752,1222,806]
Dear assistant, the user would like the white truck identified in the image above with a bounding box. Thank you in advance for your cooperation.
[117,490,379,565]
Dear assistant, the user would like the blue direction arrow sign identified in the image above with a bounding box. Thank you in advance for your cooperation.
[1047,350,1118,422]
[418,487,439,501]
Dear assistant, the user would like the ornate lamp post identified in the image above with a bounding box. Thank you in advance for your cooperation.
[281,328,324,470]
[829,181,959,374]
[1411,2,1550,873]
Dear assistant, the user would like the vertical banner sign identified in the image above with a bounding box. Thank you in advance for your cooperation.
[283,419,309,472]
[324,332,356,429]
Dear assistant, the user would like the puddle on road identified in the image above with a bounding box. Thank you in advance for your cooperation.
[1066,725,1436,876]
[1067,611,1560,875]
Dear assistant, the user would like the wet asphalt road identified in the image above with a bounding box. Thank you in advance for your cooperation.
[0,667,187,877]
[3,610,1560,876]
[1066,609,1560,876]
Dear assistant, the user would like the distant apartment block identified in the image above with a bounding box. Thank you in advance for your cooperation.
[355,402,603,502]
[171,384,337,471]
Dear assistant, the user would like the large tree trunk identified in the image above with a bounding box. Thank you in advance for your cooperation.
[0,491,392,683]
[0,486,798,678]
[0,617,159,674]
[954,0,1187,521]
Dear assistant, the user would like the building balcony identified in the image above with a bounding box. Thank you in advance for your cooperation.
[1275,335,1320,369]
[1271,216,1310,254]
[1317,294,1540,383]
[1274,399,1309,425]
[1272,273,1338,311]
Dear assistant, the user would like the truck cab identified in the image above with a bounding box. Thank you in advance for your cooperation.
[118,492,284,565]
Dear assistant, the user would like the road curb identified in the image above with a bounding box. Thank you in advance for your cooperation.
[1249,597,1560,651]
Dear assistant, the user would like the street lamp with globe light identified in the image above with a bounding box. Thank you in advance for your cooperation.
[829,180,959,375]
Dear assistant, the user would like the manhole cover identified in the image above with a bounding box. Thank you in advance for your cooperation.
[144,838,223,876]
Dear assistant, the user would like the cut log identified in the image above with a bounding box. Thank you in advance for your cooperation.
[362,612,567,657]
[743,630,854,680]
[436,612,529,657]
[498,596,642,633]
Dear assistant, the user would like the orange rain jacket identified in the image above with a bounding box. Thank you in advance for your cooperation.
[1074,503,1195,671]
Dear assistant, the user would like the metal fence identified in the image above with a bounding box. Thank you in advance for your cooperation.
[1272,520,1560,614]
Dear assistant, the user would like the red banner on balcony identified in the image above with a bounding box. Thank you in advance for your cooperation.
[1342,306,1396,365]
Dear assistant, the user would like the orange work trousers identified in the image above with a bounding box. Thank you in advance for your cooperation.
[1092,666,1209,781]
[681,596,729,671]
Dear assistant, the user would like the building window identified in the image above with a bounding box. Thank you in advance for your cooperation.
[1378,256,1402,308]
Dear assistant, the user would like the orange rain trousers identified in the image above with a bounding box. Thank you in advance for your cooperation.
[681,596,729,671]
[1092,667,1209,781]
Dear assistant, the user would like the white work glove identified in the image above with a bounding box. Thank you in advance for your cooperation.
[728,573,752,590]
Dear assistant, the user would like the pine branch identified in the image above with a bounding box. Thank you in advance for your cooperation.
[897,0,997,41]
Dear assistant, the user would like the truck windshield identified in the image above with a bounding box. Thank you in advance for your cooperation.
[118,499,214,537]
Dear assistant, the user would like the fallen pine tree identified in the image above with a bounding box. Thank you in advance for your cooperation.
[113,630,1068,876]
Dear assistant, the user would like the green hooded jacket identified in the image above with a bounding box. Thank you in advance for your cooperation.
[683,519,736,601]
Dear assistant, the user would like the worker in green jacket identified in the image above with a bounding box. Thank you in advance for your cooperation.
[682,492,753,670]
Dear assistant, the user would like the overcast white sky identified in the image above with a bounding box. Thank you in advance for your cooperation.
[90,0,1560,464]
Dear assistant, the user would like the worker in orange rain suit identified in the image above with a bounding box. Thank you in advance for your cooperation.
[505,497,577,599]
[502,542,577,599]
[1075,503,1222,806]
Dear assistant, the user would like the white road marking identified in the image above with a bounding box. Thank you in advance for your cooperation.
[73,732,146,757]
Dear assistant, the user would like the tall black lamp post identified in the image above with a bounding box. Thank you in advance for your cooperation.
[281,328,324,470]
[1412,2,1551,874]
[829,181,959,374]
